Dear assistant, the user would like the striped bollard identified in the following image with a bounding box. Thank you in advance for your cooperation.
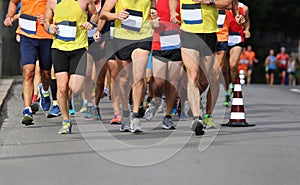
[222,77,255,127]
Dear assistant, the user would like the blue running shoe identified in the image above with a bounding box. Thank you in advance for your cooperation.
[38,83,51,111]
[47,104,61,118]
[69,108,75,115]
[22,108,33,126]
[84,106,93,119]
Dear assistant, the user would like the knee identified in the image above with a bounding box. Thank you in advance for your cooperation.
[57,84,68,96]
[188,70,198,81]
[23,70,35,81]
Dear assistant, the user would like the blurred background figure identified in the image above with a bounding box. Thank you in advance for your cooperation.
[264,49,277,85]
[276,47,289,85]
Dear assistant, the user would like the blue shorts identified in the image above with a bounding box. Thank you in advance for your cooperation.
[215,41,228,52]
[20,35,52,70]
[147,52,153,69]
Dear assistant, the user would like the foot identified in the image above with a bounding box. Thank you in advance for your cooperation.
[31,102,39,114]
[162,117,176,130]
[130,116,142,133]
[120,116,131,132]
[84,106,94,119]
[203,117,217,128]
[58,120,72,134]
[110,114,122,124]
[21,108,33,126]
[145,99,161,121]
[191,118,205,136]
[47,104,61,118]
[93,107,101,120]
[38,83,51,111]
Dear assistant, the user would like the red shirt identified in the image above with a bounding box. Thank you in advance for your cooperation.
[277,53,289,69]
[228,3,245,43]
[152,0,180,51]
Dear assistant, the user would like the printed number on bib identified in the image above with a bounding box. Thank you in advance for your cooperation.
[228,32,242,46]
[19,14,37,34]
[217,10,226,28]
[56,21,77,41]
[121,9,143,32]
[160,30,181,51]
[182,4,202,24]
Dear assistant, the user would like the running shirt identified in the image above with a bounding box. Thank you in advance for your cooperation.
[52,0,88,51]
[245,50,256,66]
[228,2,245,46]
[277,53,289,69]
[113,0,152,40]
[268,55,277,70]
[180,0,218,33]
[16,0,52,39]
[216,10,230,42]
[152,0,181,51]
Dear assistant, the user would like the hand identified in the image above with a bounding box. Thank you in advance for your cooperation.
[151,16,161,28]
[37,13,45,24]
[244,30,251,39]
[117,9,129,20]
[93,30,101,42]
[235,14,246,25]
[170,12,180,25]
[48,22,59,34]
[81,21,94,30]
[4,16,14,26]
[192,0,210,4]
[150,8,158,20]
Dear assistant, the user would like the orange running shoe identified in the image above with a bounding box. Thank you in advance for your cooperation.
[110,114,122,124]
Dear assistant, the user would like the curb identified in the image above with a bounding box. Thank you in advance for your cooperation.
[0,79,15,114]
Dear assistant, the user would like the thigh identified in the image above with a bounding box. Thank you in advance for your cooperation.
[229,46,243,67]
[152,52,168,80]
[181,47,200,75]
[20,35,38,67]
[38,39,53,71]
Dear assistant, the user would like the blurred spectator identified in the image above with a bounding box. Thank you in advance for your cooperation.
[264,49,277,85]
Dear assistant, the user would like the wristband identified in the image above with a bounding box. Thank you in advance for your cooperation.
[151,7,157,10]
[89,21,98,28]
[47,27,51,34]
[209,0,215,5]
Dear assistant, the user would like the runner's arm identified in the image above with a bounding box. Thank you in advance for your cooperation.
[192,0,233,9]
[4,0,21,26]
[100,0,121,21]
[44,0,58,35]
[243,5,251,38]
[169,0,180,24]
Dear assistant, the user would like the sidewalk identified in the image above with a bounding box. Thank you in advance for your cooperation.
[0,78,14,113]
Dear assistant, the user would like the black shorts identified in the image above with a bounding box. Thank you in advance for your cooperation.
[215,41,229,52]
[279,68,287,73]
[268,69,275,75]
[152,49,182,63]
[114,38,152,60]
[52,48,87,76]
[180,31,217,57]
[228,42,244,50]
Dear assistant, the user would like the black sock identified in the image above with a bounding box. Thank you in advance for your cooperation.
[133,112,140,118]
[165,115,172,119]
[50,78,57,101]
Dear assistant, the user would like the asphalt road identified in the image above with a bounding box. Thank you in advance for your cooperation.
[0,83,300,185]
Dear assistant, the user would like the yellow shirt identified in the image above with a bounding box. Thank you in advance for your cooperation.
[52,0,88,51]
[113,0,152,40]
[180,0,218,33]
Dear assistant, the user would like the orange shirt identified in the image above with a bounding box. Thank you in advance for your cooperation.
[245,51,256,61]
[217,10,230,42]
[16,0,52,39]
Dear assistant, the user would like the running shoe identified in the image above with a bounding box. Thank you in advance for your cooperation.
[84,106,94,119]
[93,107,101,120]
[110,114,122,124]
[157,99,165,113]
[58,120,72,134]
[38,83,51,111]
[31,102,39,114]
[130,117,142,133]
[47,104,61,118]
[191,118,205,136]
[162,117,176,130]
[79,102,87,113]
[21,108,33,126]
[171,107,177,116]
[223,95,231,107]
[120,116,131,132]
[203,117,217,128]
[103,88,109,97]
[179,112,189,121]
[145,99,161,121]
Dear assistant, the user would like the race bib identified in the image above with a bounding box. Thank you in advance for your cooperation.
[121,9,143,32]
[181,4,202,24]
[19,14,37,34]
[88,27,97,41]
[56,21,77,41]
[217,10,226,28]
[280,60,287,65]
[160,30,181,51]
[110,22,115,39]
[228,32,242,46]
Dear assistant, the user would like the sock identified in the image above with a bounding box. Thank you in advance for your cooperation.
[63,120,70,123]
[52,100,58,105]
[24,106,32,112]
[133,112,140,118]
[50,78,57,101]
[204,114,211,118]
[32,94,38,103]
[165,115,172,119]
[69,99,73,110]
[123,110,130,117]
[42,86,50,97]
